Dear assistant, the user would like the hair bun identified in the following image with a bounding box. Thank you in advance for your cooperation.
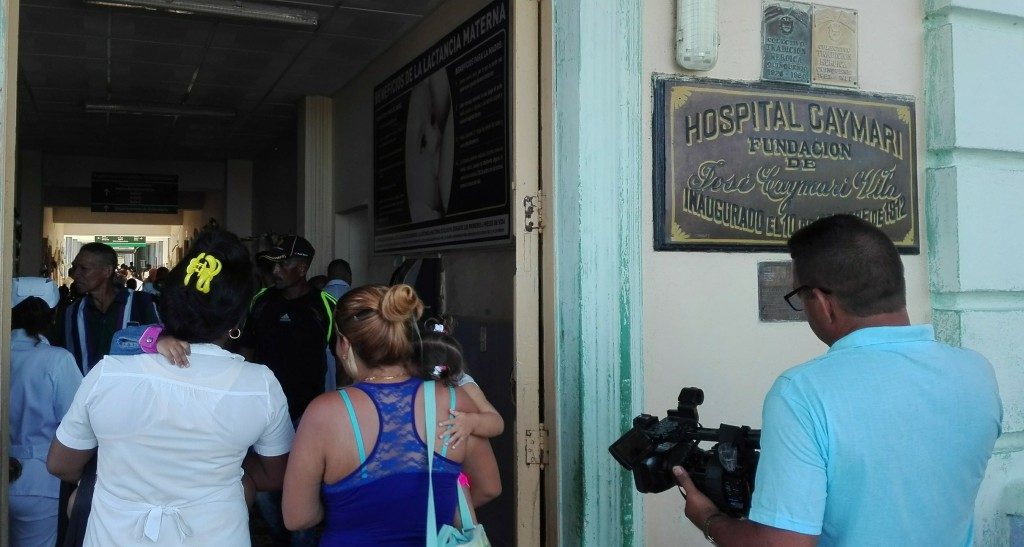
[379,284,424,323]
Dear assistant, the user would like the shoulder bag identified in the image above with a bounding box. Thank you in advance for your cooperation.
[424,380,491,547]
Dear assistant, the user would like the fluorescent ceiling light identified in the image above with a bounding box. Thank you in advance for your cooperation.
[85,101,237,118]
[83,0,318,27]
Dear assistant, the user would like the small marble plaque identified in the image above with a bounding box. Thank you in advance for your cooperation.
[758,261,804,322]
[762,1,812,85]
[811,6,858,88]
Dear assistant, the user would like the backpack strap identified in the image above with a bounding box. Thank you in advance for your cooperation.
[320,291,337,343]
[249,287,269,312]
[122,289,135,329]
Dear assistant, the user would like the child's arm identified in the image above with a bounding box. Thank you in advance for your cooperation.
[155,332,191,367]
[439,380,505,447]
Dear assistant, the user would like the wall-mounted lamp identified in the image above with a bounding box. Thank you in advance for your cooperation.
[83,0,318,27]
[85,101,236,118]
[676,0,719,71]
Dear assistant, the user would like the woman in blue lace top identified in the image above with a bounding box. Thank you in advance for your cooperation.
[281,284,500,546]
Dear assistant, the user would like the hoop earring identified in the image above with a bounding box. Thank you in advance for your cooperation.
[228,328,242,340]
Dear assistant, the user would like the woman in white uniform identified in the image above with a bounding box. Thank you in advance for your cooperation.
[47,229,295,546]
[9,277,82,547]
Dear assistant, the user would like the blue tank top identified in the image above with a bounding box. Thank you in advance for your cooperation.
[320,378,461,546]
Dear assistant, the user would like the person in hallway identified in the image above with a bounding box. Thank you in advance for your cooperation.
[47,229,294,547]
[322,259,352,301]
[9,277,83,547]
[239,235,337,421]
[322,258,354,389]
[56,242,161,375]
[141,267,159,296]
[674,214,1002,546]
[52,241,160,547]
[281,284,501,545]
[237,235,336,546]
[239,235,337,419]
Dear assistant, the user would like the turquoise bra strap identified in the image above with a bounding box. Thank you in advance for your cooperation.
[338,390,366,465]
[440,386,457,458]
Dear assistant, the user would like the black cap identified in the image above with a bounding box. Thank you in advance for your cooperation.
[263,235,315,262]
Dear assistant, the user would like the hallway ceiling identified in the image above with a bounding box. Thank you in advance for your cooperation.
[16,0,447,160]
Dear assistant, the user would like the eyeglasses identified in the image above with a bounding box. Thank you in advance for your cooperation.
[783,285,832,312]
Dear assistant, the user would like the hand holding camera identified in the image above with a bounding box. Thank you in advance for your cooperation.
[608,387,760,517]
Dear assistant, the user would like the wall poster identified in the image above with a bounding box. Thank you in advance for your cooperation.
[653,77,918,253]
[372,0,510,253]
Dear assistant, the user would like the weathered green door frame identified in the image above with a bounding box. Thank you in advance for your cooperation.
[549,2,644,545]
[0,0,19,544]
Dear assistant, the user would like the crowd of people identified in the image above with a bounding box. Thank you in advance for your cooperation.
[8,214,1006,547]
[8,230,502,546]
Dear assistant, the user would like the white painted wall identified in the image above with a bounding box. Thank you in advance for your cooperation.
[640,2,928,545]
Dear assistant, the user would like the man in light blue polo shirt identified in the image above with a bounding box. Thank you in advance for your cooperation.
[674,214,1002,546]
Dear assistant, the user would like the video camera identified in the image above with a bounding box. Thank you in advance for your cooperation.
[608,387,760,517]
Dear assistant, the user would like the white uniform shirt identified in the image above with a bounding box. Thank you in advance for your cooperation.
[9,329,82,498]
[56,344,294,546]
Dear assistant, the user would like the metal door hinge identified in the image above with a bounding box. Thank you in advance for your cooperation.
[523,193,544,234]
[525,423,549,468]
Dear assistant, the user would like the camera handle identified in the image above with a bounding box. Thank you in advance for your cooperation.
[692,424,761,449]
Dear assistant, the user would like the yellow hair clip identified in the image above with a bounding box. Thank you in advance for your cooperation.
[184,252,222,294]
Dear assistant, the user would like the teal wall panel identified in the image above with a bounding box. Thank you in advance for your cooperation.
[925,1,1024,541]
[958,311,1024,432]
[926,0,1024,19]
[552,2,645,546]
[924,24,957,150]
[954,166,1024,290]
[926,167,961,292]
[946,23,1024,151]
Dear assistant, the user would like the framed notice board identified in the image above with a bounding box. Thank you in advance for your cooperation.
[372,0,511,253]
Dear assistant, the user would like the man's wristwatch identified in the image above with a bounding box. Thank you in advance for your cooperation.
[702,512,727,544]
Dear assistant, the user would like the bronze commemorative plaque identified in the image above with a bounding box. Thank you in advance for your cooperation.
[653,77,918,253]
